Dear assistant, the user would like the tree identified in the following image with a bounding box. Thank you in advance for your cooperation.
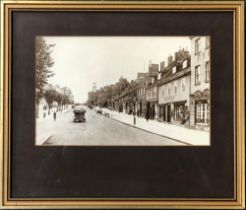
[35,37,55,117]
[43,84,74,114]
[55,89,63,108]
[43,84,56,115]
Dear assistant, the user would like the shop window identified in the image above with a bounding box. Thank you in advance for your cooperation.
[195,101,209,124]
[174,104,184,121]
[195,65,201,85]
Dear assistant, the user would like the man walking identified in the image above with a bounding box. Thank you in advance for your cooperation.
[53,111,56,121]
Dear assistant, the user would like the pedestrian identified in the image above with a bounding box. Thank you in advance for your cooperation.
[184,110,190,125]
[137,110,140,117]
[145,110,149,121]
[53,111,56,121]
[43,112,46,119]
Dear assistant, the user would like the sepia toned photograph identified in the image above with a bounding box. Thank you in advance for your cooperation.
[35,36,210,146]
[1,1,244,209]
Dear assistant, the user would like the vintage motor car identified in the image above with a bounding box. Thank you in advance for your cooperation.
[73,106,86,122]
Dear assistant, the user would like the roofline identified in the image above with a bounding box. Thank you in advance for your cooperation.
[158,67,191,86]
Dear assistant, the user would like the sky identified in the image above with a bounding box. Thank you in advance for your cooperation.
[44,36,191,103]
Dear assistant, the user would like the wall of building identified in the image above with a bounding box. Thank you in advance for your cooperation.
[190,37,210,93]
[146,86,158,102]
[190,36,210,130]
[158,75,190,106]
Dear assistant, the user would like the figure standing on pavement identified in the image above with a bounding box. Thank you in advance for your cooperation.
[53,111,56,121]
[145,110,149,121]
[133,111,136,125]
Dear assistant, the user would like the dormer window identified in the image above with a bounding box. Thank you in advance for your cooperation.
[182,59,188,69]
[172,66,177,74]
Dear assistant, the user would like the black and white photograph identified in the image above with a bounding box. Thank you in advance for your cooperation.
[35,36,210,146]
[1,1,244,208]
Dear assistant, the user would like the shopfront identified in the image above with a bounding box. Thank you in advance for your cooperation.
[195,100,209,124]
[190,89,210,129]
[173,102,185,122]
[159,103,171,122]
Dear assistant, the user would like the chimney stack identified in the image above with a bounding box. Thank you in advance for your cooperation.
[160,61,165,71]
[168,55,173,65]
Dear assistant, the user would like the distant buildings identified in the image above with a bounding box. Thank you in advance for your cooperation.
[87,36,210,131]
[87,91,97,106]
[92,82,97,92]
[146,63,159,119]
[136,73,147,117]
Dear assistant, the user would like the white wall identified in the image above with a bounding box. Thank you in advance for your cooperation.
[158,75,190,105]
[190,36,210,93]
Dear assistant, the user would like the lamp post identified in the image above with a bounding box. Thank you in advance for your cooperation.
[133,96,136,126]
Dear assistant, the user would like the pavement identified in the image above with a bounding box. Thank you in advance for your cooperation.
[36,106,71,145]
[36,106,186,146]
[101,108,210,146]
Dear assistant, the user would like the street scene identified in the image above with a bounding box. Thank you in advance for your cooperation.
[36,36,210,146]
[37,106,185,146]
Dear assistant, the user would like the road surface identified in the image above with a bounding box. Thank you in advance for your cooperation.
[36,107,185,146]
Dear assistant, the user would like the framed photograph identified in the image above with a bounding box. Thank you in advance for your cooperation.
[0,0,244,209]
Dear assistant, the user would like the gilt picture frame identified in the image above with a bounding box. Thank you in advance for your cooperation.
[0,0,245,209]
